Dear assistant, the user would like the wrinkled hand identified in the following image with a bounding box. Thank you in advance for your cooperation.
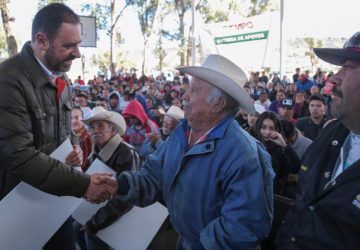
[84,173,118,203]
[66,145,83,167]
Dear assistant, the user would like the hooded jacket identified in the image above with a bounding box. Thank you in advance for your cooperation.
[108,91,123,113]
[122,99,158,150]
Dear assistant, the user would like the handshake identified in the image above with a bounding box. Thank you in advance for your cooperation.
[84,173,118,203]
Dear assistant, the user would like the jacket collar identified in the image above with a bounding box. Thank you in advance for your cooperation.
[20,41,52,88]
[175,115,233,151]
[92,133,123,162]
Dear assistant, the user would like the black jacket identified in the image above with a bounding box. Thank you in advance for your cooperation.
[86,134,141,233]
[0,42,89,199]
[276,120,360,249]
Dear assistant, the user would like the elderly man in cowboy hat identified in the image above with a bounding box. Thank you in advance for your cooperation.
[276,31,360,249]
[140,105,184,157]
[99,54,275,249]
[73,106,142,250]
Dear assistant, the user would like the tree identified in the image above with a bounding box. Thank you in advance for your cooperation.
[247,0,273,17]
[81,1,132,68]
[0,0,17,57]
[37,0,67,10]
[154,13,167,71]
[132,0,160,74]
[164,0,242,66]
[304,37,323,72]
[0,26,7,57]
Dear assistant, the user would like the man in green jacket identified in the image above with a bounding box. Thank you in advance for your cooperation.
[0,3,117,250]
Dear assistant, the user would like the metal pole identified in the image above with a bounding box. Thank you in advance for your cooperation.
[191,0,195,66]
[280,0,284,78]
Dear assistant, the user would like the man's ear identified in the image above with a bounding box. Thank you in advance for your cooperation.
[34,32,49,50]
[211,95,226,113]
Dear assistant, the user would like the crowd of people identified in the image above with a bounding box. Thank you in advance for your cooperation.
[72,59,333,199]
[0,2,359,250]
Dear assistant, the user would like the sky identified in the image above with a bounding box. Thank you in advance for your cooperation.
[6,0,360,79]
[9,0,360,47]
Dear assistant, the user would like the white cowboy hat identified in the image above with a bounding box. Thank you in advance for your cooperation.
[177,54,255,113]
[166,105,184,121]
[83,106,126,136]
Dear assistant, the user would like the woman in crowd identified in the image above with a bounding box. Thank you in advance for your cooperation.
[71,107,93,171]
[246,104,265,137]
[254,111,301,199]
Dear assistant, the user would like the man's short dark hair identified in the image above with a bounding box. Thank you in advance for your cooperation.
[32,3,80,42]
[76,93,88,99]
[281,120,296,139]
[309,94,325,105]
[96,96,108,102]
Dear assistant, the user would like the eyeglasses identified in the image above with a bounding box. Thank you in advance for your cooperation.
[343,32,360,49]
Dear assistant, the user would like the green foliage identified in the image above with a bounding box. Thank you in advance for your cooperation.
[304,37,323,69]
[132,0,159,38]
[90,51,110,69]
[197,1,229,23]
[248,0,272,17]
[81,3,111,33]
[37,0,67,10]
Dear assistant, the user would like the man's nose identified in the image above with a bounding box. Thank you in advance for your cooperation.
[329,72,341,87]
[72,46,81,59]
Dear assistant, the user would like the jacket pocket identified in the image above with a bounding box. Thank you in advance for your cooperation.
[31,107,47,147]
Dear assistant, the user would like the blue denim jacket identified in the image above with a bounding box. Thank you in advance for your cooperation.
[119,117,274,249]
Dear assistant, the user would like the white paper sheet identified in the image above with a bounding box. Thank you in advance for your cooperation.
[72,159,169,250]
[0,138,83,250]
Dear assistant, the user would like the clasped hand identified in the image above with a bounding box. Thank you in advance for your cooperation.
[84,173,118,204]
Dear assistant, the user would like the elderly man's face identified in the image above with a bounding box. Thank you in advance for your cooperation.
[162,115,178,135]
[89,120,115,148]
[329,59,360,127]
[182,77,213,129]
[44,23,82,72]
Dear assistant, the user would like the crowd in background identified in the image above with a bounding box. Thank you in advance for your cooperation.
[71,66,332,201]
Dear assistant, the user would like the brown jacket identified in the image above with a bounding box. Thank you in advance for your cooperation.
[0,41,89,199]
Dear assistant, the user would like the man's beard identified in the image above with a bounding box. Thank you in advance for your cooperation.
[44,50,75,72]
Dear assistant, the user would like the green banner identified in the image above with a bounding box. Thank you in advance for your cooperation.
[214,31,269,45]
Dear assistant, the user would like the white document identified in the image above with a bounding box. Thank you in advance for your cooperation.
[0,138,83,250]
[72,159,169,250]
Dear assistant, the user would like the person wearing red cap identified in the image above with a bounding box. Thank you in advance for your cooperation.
[276,31,360,249]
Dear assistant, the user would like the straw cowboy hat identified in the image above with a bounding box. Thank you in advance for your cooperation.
[83,106,126,135]
[166,105,184,121]
[177,54,255,113]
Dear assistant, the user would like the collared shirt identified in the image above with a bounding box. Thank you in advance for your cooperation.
[333,132,360,178]
[34,56,63,85]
